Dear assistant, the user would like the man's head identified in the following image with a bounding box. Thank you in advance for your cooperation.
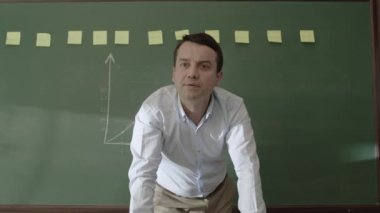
[172,33,223,104]
[173,33,223,72]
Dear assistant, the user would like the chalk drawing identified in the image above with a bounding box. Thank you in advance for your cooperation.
[103,53,134,145]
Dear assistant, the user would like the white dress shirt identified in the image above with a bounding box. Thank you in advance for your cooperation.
[128,85,266,213]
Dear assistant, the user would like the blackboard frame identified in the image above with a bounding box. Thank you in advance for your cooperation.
[0,0,379,212]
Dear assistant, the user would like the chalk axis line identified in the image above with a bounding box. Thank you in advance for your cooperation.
[103,53,134,145]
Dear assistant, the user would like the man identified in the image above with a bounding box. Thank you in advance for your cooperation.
[129,33,266,213]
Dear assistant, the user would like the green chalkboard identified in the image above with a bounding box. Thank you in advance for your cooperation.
[0,1,377,206]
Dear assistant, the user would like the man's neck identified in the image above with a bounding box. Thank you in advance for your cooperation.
[181,96,211,126]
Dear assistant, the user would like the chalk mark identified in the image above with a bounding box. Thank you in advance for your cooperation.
[103,53,133,145]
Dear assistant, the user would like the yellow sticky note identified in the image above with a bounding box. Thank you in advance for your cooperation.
[6,32,21,45]
[300,30,315,43]
[205,30,220,43]
[235,30,250,44]
[67,31,82,45]
[93,31,107,45]
[267,30,282,43]
[36,33,51,47]
[115,30,129,45]
[175,30,190,40]
[148,30,163,45]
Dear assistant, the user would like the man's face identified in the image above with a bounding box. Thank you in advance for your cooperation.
[172,41,223,103]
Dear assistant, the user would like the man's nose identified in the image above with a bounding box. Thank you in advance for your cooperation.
[187,66,199,79]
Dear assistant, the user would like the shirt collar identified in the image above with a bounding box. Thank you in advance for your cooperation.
[177,96,187,122]
[177,93,215,122]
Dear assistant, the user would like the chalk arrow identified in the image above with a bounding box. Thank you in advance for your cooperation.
[103,53,115,144]
[105,53,115,65]
[103,53,133,145]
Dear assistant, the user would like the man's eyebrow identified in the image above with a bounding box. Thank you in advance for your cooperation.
[197,60,212,65]
[178,58,189,61]
[177,58,212,64]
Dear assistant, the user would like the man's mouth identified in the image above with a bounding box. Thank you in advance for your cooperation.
[184,83,200,87]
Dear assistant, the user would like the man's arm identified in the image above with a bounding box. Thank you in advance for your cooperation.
[128,105,163,213]
[226,101,266,213]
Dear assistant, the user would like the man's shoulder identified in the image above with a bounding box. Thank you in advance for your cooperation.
[212,87,247,114]
[143,85,176,106]
[213,87,243,103]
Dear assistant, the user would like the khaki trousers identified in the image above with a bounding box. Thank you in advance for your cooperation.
[153,176,236,213]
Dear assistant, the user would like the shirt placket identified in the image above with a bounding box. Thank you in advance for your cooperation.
[187,119,206,197]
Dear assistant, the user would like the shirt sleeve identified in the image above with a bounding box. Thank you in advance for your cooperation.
[226,101,266,213]
[128,104,164,213]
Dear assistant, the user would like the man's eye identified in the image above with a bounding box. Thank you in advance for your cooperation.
[180,63,189,68]
[200,64,210,70]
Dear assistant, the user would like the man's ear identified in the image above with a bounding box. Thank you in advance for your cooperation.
[216,71,223,85]
[172,66,175,82]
